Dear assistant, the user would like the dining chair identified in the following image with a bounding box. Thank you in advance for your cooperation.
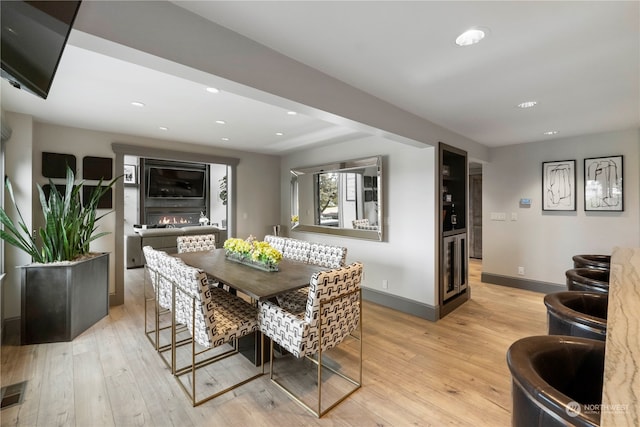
[308,243,347,268]
[277,243,348,314]
[352,219,370,228]
[259,262,363,417]
[264,234,287,253]
[142,246,174,352]
[282,238,311,263]
[176,234,216,253]
[171,260,263,406]
[143,247,192,371]
[176,233,235,293]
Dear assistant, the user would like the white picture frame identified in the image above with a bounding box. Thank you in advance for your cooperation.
[123,164,137,185]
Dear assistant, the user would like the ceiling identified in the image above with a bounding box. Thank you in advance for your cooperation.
[1,1,638,155]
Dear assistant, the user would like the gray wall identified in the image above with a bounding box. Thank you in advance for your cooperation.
[483,128,640,288]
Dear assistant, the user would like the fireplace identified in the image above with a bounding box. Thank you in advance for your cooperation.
[140,159,209,227]
[146,209,203,227]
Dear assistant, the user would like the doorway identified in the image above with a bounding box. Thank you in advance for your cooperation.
[469,163,482,259]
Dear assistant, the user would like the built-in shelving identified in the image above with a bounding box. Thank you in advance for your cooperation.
[439,142,469,318]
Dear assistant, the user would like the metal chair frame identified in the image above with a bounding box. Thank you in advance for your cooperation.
[268,287,362,417]
[171,270,264,406]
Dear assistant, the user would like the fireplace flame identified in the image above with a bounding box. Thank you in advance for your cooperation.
[158,216,190,225]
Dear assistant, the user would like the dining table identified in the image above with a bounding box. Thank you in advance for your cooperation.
[175,248,327,365]
[175,248,326,301]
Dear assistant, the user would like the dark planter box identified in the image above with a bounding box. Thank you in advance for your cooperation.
[21,253,109,344]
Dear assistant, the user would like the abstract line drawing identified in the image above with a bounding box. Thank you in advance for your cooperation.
[542,160,576,211]
[585,155,623,211]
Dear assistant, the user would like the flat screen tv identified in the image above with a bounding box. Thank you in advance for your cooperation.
[1,1,82,99]
[147,167,206,199]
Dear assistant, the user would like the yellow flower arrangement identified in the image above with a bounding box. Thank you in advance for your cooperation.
[223,237,282,270]
[223,237,253,255]
[291,214,299,223]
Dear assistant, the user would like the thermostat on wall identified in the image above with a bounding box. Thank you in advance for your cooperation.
[519,198,532,206]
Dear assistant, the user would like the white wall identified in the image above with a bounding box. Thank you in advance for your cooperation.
[282,136,439,307]
[123,154,139,234]
[209,163,227,227]
[3,116,280,316]
[483,128,640,287]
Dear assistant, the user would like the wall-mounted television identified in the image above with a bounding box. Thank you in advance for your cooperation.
[147,167,206,199]
[1,1,82,99]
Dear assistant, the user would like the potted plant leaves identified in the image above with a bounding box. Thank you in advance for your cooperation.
[0,166,120,344]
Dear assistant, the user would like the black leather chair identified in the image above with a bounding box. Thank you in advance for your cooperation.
[572,254,610,271]
[544,291,607,341]
[507,335,604,427]
[566,268,609,294]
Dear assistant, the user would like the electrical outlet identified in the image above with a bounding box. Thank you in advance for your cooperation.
[382,279,388,289]
[518,266,525,276]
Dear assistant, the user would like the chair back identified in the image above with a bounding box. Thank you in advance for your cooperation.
[303,262,363,355]
[283,238,311,263]
[177,234,216,253]
[352,219,369,228]
[264,234,287,253]
[143,246,173,310]
[172,261,215,348]
[308,243,347,268]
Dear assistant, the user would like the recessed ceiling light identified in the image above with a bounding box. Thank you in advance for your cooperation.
[455,28,486,46]
[131,101,145,107]
[221,137,229,141]
[159,126,168,131]
[275,132,284,136]
[287,111,297,116]
[517,101,538,109]
[215,120,226,125]
[543,130,559,136]
[206,87,220,94]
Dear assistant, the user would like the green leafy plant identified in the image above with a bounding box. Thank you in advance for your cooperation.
[0,167,120,263]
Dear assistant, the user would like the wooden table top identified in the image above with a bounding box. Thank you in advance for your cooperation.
[175,249,326,301]
[601,247,640,427]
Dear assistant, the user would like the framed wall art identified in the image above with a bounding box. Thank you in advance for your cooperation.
[42,152,76,178]
[82,156,113,180]
[123,164,137,185]
[542,160,576,211]
[584,155,623,211]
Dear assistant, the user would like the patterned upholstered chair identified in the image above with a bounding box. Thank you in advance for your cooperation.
[282,238,311,263]
[176,234,216,253]
[171,261,263,406]
[142,246,174,352]
[277,243,348,314]
[264,234,287,253]
[352,218,379,231]
[259,262,363,417]
[352,219,370,228]
[308,243,347,268]
[176,233,233,293]
[145,248,195,370]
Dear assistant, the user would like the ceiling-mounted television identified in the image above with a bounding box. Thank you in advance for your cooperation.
[1,1,82,99]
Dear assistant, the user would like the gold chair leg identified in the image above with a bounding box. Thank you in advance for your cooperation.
[269,289,363,417]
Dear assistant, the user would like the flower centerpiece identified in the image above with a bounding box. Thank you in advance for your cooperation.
[223,236,283,272]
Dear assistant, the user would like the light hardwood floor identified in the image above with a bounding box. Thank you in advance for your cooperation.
[1,259,548,426]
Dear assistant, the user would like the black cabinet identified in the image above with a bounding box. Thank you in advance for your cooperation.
[439,142,469,317]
